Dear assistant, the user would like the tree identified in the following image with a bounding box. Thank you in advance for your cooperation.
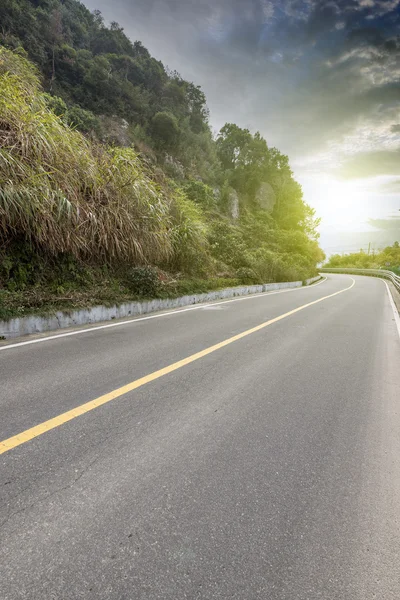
[151,112,180,149]
[49,7,63,89]
[216,123,253,170]
[186,83,209,133]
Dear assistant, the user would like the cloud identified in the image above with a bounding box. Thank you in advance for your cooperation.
[339,149,400,178]
[82,1,400,146]
[368,216,400,229]
[378,178,400,191]
[82,0,400,246]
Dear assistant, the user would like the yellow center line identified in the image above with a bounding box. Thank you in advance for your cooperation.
[0,277,355,456]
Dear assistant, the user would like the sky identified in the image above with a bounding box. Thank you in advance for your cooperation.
[83,0,400,254]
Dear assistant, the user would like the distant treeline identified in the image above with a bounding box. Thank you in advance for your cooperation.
[325,243,400,274]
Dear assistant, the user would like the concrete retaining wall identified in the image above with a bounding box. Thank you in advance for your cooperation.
[0,276,321,340]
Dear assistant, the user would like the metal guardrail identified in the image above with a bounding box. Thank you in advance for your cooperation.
[320,268,400,293]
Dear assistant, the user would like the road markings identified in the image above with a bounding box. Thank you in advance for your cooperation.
[384,280,400,339]
[0,278,327,352]
[0,277,353,456]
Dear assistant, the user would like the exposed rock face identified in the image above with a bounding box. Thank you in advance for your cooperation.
[228,188,240,219]
[213,188,221,203]
[100,115,131,147]
[164,154,185,179]
[256,182,276,211]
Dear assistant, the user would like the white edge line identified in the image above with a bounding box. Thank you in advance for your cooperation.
[383,280,400,339]
[0,276,328,351]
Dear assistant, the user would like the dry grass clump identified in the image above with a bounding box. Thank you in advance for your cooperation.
[0,47,174,265]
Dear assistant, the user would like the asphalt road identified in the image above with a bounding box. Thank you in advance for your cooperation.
[1,274,400,599]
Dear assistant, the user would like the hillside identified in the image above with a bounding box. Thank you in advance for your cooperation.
[0,0,324,320]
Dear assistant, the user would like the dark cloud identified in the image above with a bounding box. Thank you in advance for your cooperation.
[82,0,400,155]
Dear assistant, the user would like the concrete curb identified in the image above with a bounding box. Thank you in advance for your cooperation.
[0,276,321,340]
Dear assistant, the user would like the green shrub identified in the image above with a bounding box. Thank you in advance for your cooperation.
[183,179,215,210]
[208,219,249,269]
[235,267,259,284]
[43,93,68,117]
[151,111,180,149]
[66,105,100,134]
[126,266,160,296]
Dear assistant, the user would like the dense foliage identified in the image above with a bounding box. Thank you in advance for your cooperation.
[0,0,215,177]
[0,0,325,317]
[325,243,400,274]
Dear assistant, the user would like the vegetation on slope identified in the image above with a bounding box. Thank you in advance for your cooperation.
[0,50,175,265]
[0,0,216,178]
[0,0,325,320]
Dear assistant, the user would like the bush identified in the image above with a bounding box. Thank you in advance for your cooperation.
[66,105,100,134]
[151,111,180,149]
[182,179,215,210]
[235,267,259,284]
[43,95,100,134]
[208,219,249,269]
[126,266,161,297]
[43,93,68,117]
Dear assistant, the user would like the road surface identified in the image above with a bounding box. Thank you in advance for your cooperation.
[1,274,399,599]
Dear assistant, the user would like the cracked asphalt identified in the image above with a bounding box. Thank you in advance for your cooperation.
[1,274,400,599]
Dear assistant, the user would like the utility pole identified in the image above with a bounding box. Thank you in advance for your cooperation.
[368,242,371,255]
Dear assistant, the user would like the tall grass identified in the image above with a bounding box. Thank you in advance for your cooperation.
[0,47,184,265]
[167,183,211,274]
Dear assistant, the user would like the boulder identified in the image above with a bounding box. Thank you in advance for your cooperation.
[228,188,240,219]
[256,182,276,211]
